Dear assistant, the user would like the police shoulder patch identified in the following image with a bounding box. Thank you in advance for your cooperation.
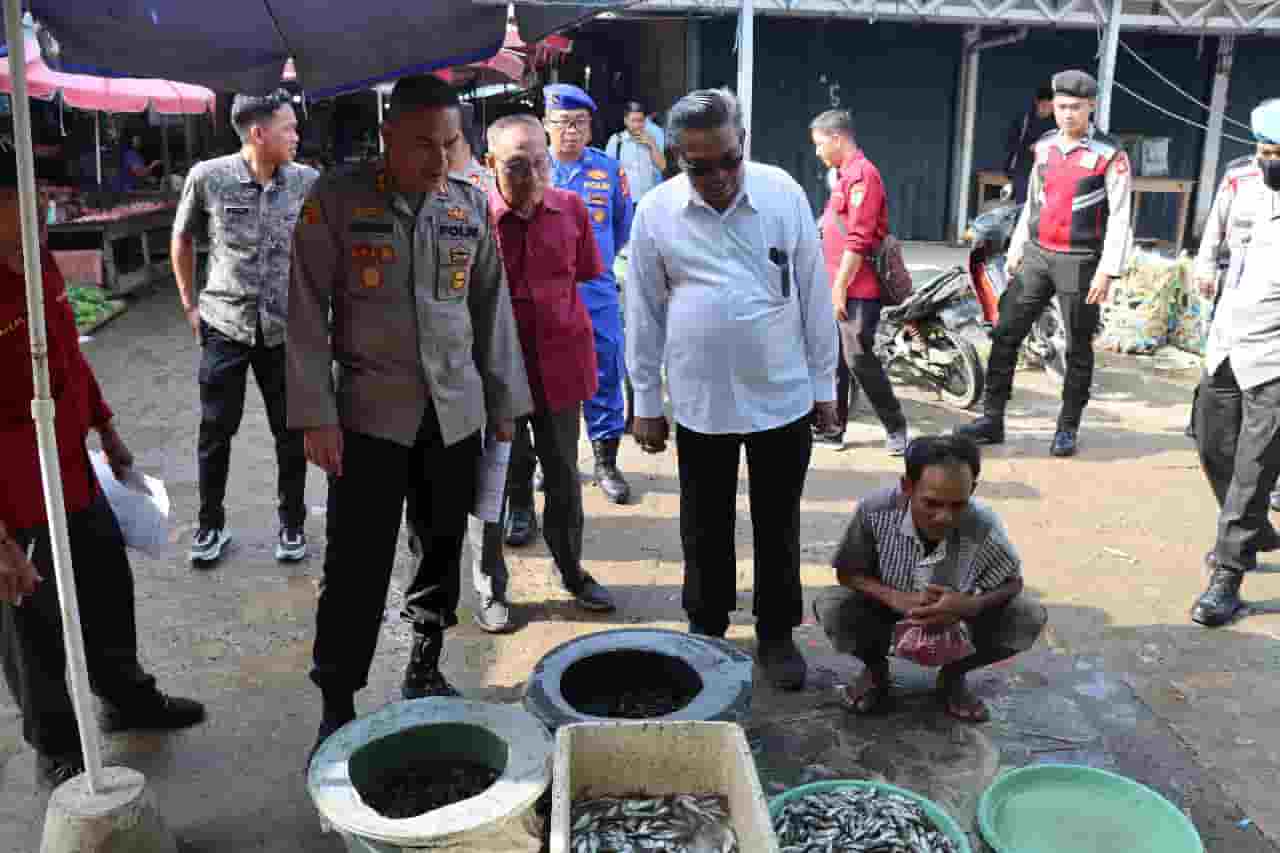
[1113,153,1129,175]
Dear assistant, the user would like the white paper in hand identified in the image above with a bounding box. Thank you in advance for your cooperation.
[89,451,171,558]
[473,439,512,524]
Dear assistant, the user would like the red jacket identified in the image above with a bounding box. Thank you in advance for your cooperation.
[489,186,602,415]
[822,150,888,300]
[0,251,111,531]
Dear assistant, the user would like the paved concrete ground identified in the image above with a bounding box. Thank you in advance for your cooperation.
[3,256,1279,851]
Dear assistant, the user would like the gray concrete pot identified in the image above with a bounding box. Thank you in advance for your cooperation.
[307,699,552,852]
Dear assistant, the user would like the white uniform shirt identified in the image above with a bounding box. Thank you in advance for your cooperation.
[625,162,838,435]
[1195,158,1279,283]
[1206,207,1280,390]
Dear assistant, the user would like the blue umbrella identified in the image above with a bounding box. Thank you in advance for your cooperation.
[5,0,625,799]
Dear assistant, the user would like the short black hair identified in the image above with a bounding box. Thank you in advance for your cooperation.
[1036,84,1055,102]
[624,101,646,116]
[810,109,856,142]
[230,90,293,143]
[904,435,981,484]
[387,75,460,121]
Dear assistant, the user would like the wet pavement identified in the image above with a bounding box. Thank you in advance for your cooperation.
[2,265,1279,852]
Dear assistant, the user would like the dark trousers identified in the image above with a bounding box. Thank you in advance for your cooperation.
[311,404,481,693]
[1,491,157,757]
[197,322,306,530]
[676,416,813,636]
[834,297,906,436]
[1194,360,1280,574]
[984,243,1101,429]
[468,407,586,601]
[814,588,1046,670]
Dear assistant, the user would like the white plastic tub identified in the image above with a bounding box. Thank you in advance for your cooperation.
[550,721,778,853]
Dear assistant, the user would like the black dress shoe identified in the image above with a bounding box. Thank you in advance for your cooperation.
[1050,429,1078,457]
[100,693,206,734]
[1191,568,1244,627]
[402,633,461,700]
[504,506,537,547]
[37,753,84,789]
[954,415,1005,445]
[756,632,808,691]
[565,573,616,612]
[307,708,355,771]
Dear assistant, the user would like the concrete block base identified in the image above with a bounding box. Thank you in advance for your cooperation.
[41,766,178,853]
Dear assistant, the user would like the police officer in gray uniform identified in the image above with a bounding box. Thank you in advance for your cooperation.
[172,90,318,568]
[288,76,532,758]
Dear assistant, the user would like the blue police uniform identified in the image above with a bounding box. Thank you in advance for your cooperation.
[545,84,634,444]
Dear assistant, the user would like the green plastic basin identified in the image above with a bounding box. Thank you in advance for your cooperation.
[768,780,972,853]
[978,764,1204,853]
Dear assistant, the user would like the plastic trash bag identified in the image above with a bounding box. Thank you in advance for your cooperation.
[1098,249,1183,354]
[892,619,976,668]
[90,451,171,558]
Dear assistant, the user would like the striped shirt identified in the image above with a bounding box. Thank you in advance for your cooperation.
[832,484,1021,594]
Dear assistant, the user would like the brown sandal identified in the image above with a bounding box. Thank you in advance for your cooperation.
[838,671,891,715]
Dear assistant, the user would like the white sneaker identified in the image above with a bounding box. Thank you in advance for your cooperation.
[275,527,307,562]
[886,430,910,457]
[190,527,231,566]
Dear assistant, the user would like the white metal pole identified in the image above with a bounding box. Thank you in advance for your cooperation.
[375,88,384,155]
[1095,0,1123,133]
[737,0,753,159]
[1195,35,1234,236]
[951,28,980,243]
[94,112,102,186]
[3,0,106,795]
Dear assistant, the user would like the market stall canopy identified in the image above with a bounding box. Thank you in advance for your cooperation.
[0,32,214,114]
[27,1,618,98]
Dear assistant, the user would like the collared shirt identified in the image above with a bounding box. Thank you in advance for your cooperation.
[1008,125,1133,277]
[832,484,1022,595]
[174,154,319,347]
[0,251,112,530]
[1206,208,1280,390]
[451,157,495,195]
[626,162,839,435]
[821,149,888,300]
[287,164,532,447]
[551,146,633,312]
[489,186,603,414]
[1195,156,1278,281]
[606,120,666,202]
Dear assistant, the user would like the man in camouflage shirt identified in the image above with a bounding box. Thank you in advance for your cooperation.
[171,90,319,567]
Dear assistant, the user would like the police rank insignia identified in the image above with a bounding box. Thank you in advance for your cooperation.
[361,267,382,289]
[588,193,609,206]
[592,209,606,224]
[587,169,608,180]
[452,270,466,290]
[447,207,467,221]
[449,247,471,265]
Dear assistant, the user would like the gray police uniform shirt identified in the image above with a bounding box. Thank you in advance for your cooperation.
[173,154,319,347]
[287,163,533,448]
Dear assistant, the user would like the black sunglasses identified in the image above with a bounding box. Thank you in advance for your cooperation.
[678,149,745,177]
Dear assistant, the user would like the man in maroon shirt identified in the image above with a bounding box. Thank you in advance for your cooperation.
[463,114,616,632]
[811,110,909,455]
[0,151,203,788]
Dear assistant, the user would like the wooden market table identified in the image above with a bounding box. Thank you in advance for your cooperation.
[48,202,177,295]
[974,170,1195,255]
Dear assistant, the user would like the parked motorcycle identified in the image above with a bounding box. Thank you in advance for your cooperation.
[966,192,1069,383]
[874,267,987,409]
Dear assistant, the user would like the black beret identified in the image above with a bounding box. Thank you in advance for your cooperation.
[1052,69,1099,99]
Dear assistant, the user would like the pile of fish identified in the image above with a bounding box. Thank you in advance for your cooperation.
[772,787,960,853]
[570,793,739,853]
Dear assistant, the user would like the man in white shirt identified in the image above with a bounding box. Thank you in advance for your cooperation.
[606,101,667,203]
[1189,99,1280,627]
[627,88,840,690]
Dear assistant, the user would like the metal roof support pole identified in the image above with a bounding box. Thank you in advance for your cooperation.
[737,0,755,158]
[1095,0,1123,132]
[376,88,384,154]
[950,26,981,242]
[1194,34,1234,235]
[686,16,702,91]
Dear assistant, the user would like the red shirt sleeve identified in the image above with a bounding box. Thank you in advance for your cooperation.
[575,197,605,283]
[842,164,887,257]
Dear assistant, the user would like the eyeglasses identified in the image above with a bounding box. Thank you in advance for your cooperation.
[546,117,590,132]
[678,150,745,177]
[496,156,552,179]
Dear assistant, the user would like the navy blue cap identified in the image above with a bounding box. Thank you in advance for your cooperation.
[544,84,596,113]
[1253,99,1280,145]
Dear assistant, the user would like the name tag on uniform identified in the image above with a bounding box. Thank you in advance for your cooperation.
[225,205,251,215]
[1080,151,1100,170]
[588,193,609,206]
[585,180,610,191]
[439,222,480,239]
[350,221,395,235]
[353,206,384,218]
[587,169,608,180]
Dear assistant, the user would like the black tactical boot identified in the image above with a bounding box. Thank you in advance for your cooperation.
[1190,568,1244,627]
[1050,429,1078,457]
[592,439,631,505]
[401,633,460,700]
[954,413,1005,445]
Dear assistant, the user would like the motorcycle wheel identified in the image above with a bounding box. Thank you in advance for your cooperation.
[1031,302,1069,386]
[936,329,985,410]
